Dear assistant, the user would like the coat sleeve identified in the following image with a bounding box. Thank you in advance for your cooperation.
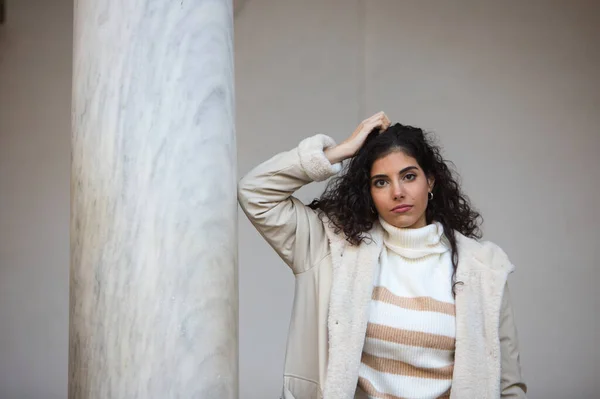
[237,134,342,274]
[500,283,528,398]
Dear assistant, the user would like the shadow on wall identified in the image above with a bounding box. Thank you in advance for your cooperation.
[234,0,250,18]
[0,0,6,25]
[0,0,9,68]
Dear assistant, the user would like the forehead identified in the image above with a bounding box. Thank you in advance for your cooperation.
[370,150,419,176]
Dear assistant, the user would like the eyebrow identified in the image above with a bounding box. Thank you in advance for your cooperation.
[370,166,419,181]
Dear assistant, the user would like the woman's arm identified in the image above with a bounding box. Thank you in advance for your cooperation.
[238,134,342,274]
[238,112,390,274]
[500,283,528,398]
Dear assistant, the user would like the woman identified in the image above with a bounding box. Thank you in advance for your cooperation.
[238,112,527,399]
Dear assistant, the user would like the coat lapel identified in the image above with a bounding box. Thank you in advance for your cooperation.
[322,224,384,399]
[449,234,513,399]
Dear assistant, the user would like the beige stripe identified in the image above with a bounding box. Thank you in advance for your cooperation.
[438,391,451,399]
[372,287,456,316]
[358,377,409,399]
[366,323,455,351]
[362,352,454,380]
[358,377,452,399]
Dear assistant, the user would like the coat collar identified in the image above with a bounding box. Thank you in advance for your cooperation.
[322,223,513,399]
[322,223,384,399]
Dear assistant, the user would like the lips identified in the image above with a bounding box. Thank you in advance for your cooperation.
[391,205,413,213]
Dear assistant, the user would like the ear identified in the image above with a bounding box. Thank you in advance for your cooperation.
[427,175,435,192]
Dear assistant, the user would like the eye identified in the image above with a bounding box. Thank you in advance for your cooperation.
[373,179,388,188]
[404,173,417,181]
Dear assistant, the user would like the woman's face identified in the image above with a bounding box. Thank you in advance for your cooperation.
[370,150,434,229]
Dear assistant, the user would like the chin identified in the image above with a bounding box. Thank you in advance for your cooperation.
[385,215,419,229]
[384,213,427,229]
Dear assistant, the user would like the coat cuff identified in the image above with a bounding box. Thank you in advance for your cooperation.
[298,134,343,182]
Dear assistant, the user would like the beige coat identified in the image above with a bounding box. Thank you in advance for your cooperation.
[238,134,527,399]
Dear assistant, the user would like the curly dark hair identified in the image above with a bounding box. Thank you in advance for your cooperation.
[308,123,483,284]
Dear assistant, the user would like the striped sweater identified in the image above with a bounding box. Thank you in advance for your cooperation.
[357,219,456,399]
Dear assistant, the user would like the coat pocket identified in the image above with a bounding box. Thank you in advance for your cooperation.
[282,375,321,399]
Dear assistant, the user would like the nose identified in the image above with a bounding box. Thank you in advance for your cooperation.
[392,181,405,200]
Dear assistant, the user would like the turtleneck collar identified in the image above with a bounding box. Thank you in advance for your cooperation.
[378,217,448,259]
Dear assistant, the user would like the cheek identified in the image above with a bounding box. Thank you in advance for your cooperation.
[411,183,430,206]
[370,188,387,209]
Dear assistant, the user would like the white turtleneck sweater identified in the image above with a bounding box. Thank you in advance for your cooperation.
[356,219,456,399]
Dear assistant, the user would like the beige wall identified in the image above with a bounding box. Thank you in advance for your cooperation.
[0,0,72,398]
[1,0,598,398]
[236,1,600,398]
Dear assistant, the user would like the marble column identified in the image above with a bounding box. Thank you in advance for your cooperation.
[69,1,237,398]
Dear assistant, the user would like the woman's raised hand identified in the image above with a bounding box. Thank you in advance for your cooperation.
[325,111,391,164]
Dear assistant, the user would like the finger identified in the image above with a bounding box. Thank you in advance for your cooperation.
[363,122,377,133]
[370,114,383,124]
[368,112,384,122]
